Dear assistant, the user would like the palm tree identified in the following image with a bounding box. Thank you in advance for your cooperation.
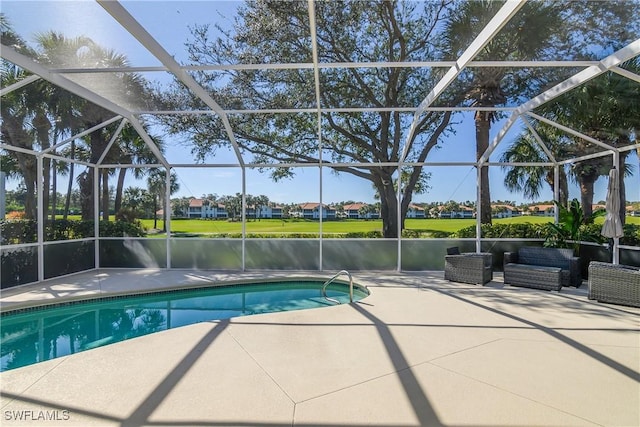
[1,16,40,219]
[443,1,566,225]
[500,126,569,207]
[538,57,640,222]
[146,169,179,231]
[33,31,154,220]
[443,1,638,225]
[112,122,164,214]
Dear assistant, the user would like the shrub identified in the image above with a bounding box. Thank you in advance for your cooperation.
[453,223,546,239]
[402,229,452,238]
[99,220,146,237]
[0,219,146,244]
[620,224,640,246]
[0,219,37,244]
[345,231,383,238]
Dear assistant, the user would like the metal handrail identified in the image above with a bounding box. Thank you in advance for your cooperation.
[321,270,353,304]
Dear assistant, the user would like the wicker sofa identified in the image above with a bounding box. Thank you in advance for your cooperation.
[588,262,640,307]
[503,247,581,291]
[445,252,493,285]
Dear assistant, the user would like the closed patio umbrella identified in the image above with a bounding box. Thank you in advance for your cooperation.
[601,167,623,263]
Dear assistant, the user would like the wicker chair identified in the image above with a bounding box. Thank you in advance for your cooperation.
[445,253,493,285]
[588,262,640,307]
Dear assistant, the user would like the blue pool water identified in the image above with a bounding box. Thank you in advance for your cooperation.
[0,280,368,372]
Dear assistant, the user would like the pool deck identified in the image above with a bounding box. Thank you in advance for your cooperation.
[1,269,639,427]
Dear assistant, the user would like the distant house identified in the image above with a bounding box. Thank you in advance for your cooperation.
[627,205,640,217]
[523,204,555,217]
[269,205,284,219]
[188,198,228,218]
[406,204,426,219]
[342,203,378,219]
[187,198,204,218]
[298,203,336,219]
[248,205,284,219]
[491,204,521,218]
[342,203,366,219]
[438,205,474,219]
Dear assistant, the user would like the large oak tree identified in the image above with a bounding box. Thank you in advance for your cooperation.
[161,0,458,237]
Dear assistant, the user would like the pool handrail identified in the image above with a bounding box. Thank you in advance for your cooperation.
[322,270,353,304]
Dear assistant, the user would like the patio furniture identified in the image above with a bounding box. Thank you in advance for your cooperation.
[588,261,640,307]
[445,252,493,285]
[503,247,581,291]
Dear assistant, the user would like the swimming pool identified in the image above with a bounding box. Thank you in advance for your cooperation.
[0,279,369,372]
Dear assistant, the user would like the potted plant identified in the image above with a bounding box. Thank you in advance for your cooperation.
[543,199,606,254]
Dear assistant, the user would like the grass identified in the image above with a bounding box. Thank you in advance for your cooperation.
[139,216,559,236]
[60,214,640,236]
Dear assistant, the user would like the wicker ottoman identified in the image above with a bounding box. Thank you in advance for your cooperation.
[504,263,562,291]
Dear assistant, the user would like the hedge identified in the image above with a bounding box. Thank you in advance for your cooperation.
[0,219,146,245]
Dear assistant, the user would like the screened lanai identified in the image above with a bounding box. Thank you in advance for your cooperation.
[1,0,640,288]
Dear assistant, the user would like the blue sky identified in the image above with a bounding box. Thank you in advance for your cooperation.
[3,1,638,205]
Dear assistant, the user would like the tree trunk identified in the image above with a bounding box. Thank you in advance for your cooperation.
[14,153,38,219]
[161,196,167,232]
[377,175,398,238]
[34,111,52,221]
[579,178,595,219]
[79,131,106,220]
[78,171,93,221]
[2,117,37,218]
[23,171,37,220]
[545,168,570,208]
[618,164,626,226]
[558,169,569,208]
[153,195,158,229]
[475,112,492,224]
[114,167,126,214]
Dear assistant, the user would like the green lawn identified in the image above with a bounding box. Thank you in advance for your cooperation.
[62,214,640,236]
[139,216,561,236]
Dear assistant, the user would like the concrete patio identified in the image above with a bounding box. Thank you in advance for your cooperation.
[1,269,639,426]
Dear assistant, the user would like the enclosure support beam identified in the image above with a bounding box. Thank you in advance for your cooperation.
[476,166,482,254]
[96,119,128,165]
[526,112,614,152]
[554,166,560,224]
[165,168,171,269]
[0,74,41,97]
[308,0,325,270]
[610,66,640,84]
[397,165,403,271]
[43,116,123,155]
[0,171,5,220]
[241,169,246,271]
[520,115,557,163]
[37,155,44,282]
[94,166,100,271]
